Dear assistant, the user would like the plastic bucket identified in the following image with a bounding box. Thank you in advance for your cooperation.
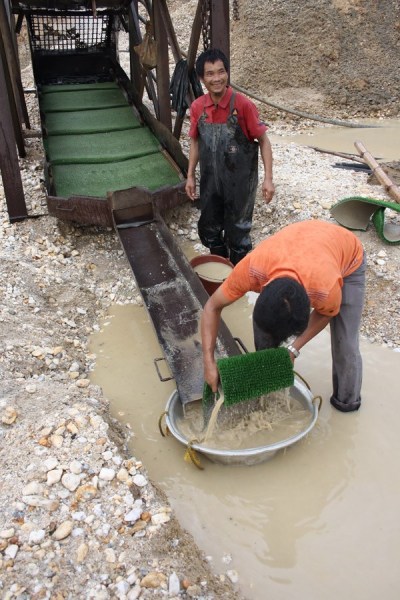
[190,254,234,295]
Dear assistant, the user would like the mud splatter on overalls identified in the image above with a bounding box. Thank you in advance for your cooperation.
[197,93,259,265]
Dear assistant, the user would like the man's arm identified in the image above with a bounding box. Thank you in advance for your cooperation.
[185,137,199,201]
[258,132,275,204]
[201,287,235,391]
[288,309,331,359]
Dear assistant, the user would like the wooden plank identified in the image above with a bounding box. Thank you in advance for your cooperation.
[210,0,230,60]
[0,47,27,221]
[355,140,400,204]
[0,18,25,158]
[153,0,172,130]
[128,0,145,103]
[0,0,30,129]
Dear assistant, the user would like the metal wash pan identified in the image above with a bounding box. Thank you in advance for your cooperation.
[162,375,322,467]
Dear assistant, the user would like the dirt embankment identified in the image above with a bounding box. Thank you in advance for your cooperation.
[229,0,400,119]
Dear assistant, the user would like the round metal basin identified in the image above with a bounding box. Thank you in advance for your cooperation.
[164,377,320,466]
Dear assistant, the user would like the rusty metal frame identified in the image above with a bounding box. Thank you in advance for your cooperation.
[1,0,232,223]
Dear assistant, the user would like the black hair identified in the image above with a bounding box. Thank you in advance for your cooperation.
[252,277,310,349]
[195,48,230,78]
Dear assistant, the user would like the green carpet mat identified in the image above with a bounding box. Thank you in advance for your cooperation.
[41,82,119,93]
[44,128,160,165]
[40,82,182,199]
[40,88,128,112]
[44,106,141,135]
[52,153,181,198]
[331,196,400,244]
[203,347,294,408]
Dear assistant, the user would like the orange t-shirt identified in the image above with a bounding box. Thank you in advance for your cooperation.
[220,220,364,317]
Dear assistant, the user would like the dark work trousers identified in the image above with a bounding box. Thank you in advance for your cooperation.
[197,93,259,265]
[330,253,366,412]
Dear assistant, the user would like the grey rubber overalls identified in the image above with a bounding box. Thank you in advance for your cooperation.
[197,92,259,265]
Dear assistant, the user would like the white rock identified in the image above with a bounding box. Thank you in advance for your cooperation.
[93,505,103,517]
[127,586,141,600]
[151,512,171,525]
[132,474,147,487]
[72,511,86,521]
[22,482,44,496]
[22,496,59,511]
[70,459,83,474]
[50,434,64,448]
[29,529,46,545]
[99,467,115,481]
[61,473,81,491]
[5,544,19,559]
[124,507,142,523]
[104,547,116,563]
[116,581,130,595]
[47,469,63,485]
[43,457,59,471]
[169,572,180,595]
[0,528,15,539]
[124,492,134,507]
[226,569,239,584]
[58,489,71,500]
[127,572,138,585]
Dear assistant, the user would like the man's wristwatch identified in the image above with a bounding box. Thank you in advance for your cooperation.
[286,344,300,358]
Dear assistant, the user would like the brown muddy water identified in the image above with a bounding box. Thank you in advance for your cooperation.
[90,295,400,600]
[270,118,400,162]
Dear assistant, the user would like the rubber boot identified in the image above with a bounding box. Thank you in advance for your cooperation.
[209,245,229,258]
[230,249,248,265]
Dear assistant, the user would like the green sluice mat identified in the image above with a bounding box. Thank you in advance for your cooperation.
[41,82,119,93]
[45,106,141,135]
[40,88,128,112]
[203,347,294,408]
[44,128,160,165]
[52,153,181,198]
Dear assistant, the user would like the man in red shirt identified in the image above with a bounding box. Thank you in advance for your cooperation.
[185,48,275,265]
[201,220,366,413]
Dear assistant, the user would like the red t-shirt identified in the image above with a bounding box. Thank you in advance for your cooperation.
[220,220,364,317]
[189,86,267,141]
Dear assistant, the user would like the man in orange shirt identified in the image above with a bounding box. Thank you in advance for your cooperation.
[201,220,366,412]
[185,48,274,265]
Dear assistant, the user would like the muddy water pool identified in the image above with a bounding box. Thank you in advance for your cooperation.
[90,297,400,600]
[270,118,400,162]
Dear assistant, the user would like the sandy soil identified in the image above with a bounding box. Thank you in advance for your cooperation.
[0,1,399,598]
